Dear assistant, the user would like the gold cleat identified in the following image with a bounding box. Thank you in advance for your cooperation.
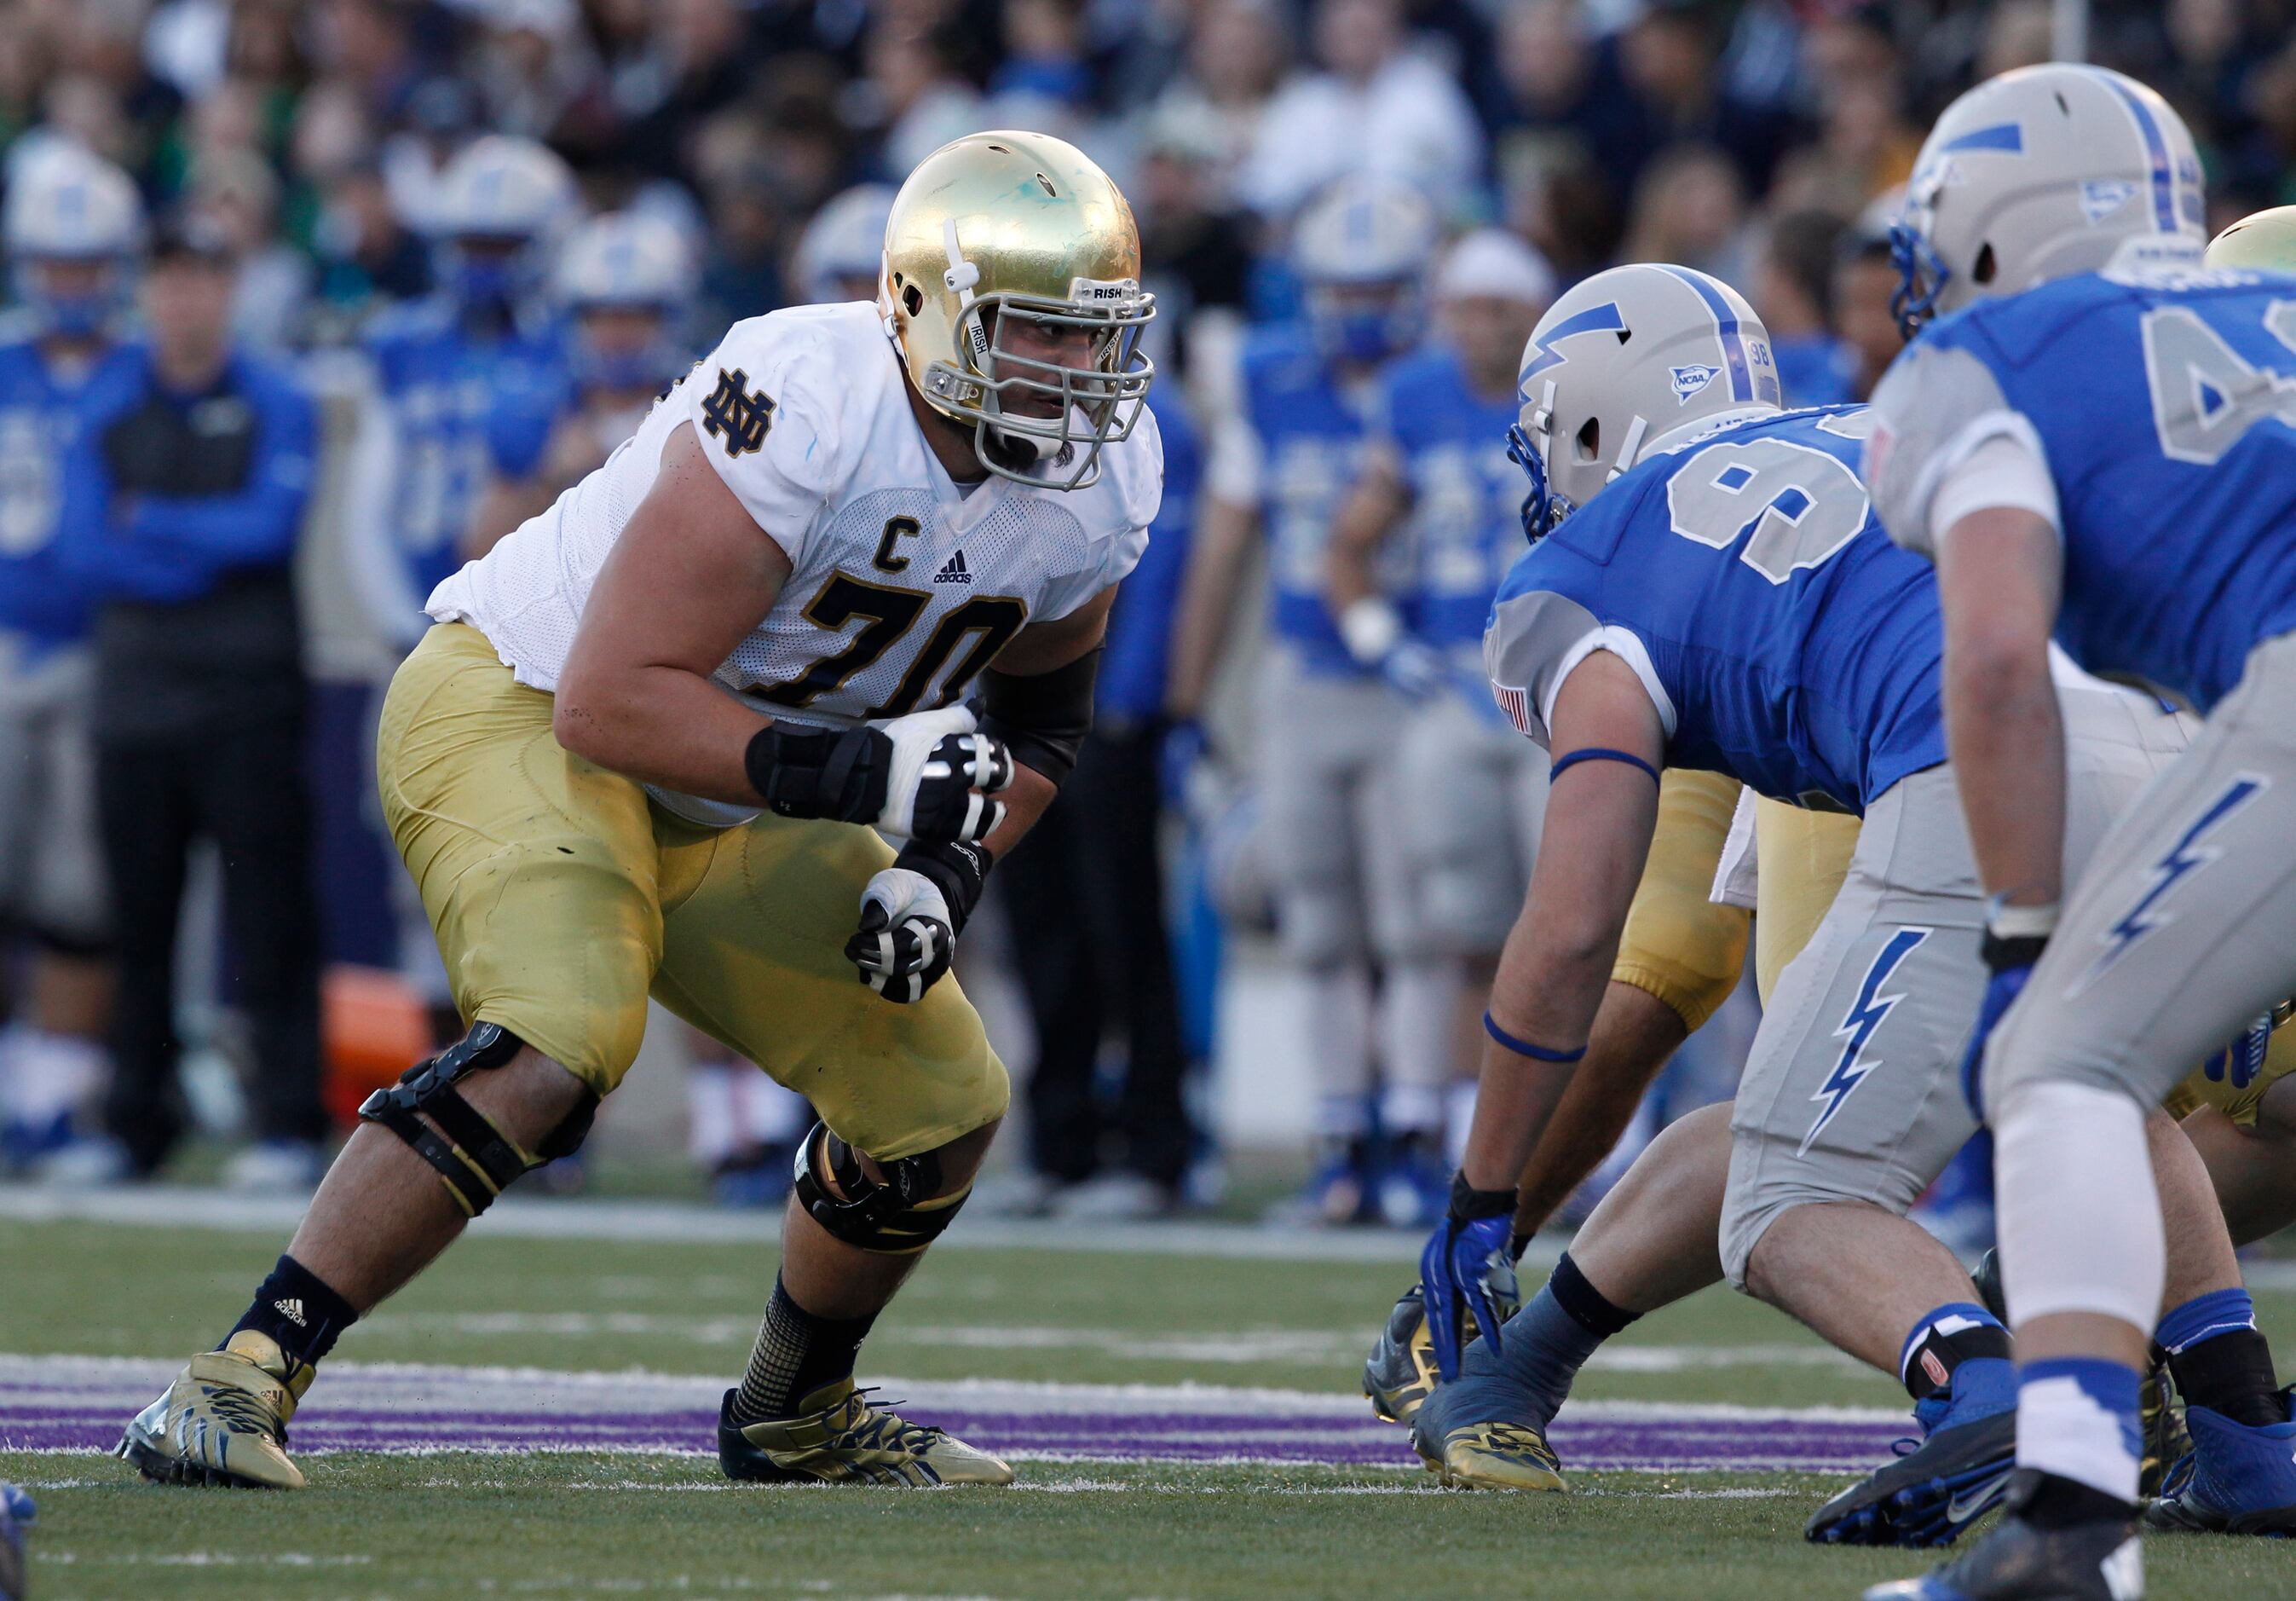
[1416,1421,1567,1493]
[117,1330,314,1489]
[717,1382,1014,1487]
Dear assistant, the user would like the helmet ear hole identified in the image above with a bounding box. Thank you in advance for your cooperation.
[1575,416,1600,461]
[903,283,925,315]
[1972,243,1997,286]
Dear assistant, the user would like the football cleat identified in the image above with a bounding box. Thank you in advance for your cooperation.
[116,1330,314,1489]
[1413,1419,1566,1492]
[0,1482,31,1601]
[1808,1368,2017,1547]
[1363,1267,1521,1427]
[2143,1393,2296,1535]
[1865,1471,2142,1600]
[717,1383,1013,1487]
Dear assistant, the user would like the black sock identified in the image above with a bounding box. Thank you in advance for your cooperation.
[228,1254,357,1370]
[2168,1326,2287,1429]
[2020,1470,2134,1529]
[1549,1251,1640,1338]
[729,1275,879,1422]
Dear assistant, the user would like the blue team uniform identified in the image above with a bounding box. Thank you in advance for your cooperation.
[1486,406,1945,812]
[1375,347,1522,651]
[1870,268,2296,714]
[1237,325,1381,675]
[0,338,135,654]
[364,297,568,601]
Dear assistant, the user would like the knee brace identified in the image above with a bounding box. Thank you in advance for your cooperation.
[792,1122,972,1254]
[359,1022,598,1217]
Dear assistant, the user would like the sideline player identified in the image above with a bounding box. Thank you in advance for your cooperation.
[0,146,137,1176]
[1324,228,1556,1222]
[117,130,1162,1492]
[1394,264,2296,1549]
[1165,174,1440,1222]
[1866,66,2296,1600]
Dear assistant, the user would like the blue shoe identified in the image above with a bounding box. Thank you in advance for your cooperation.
[0,1483,32,1601]
[1375,1136,1451,1229]
[1866,1472,2142,1599]
[1276,1141,1372,1228]
[2143,1392,2296,1535]
[1809,1360,2018,1547]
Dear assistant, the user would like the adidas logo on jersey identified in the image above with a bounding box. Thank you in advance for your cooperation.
[933,552,973,586]
[274,1298,307,1326]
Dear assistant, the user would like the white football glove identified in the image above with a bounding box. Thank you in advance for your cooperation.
[845,839,991,1004]
[874,705,1014,842]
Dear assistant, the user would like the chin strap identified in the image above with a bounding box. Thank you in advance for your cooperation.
[943,217,988,377]
[1607,413,1649,485]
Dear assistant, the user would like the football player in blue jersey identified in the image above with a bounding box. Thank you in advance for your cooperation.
[1865,65,2296,1601]
[340,136,578,655]
[790,185,897,308]
[1323,228,1555,1226]
[1165,175,1441,1224]
[1401,262,2296,1553]
[0,145,140,1177]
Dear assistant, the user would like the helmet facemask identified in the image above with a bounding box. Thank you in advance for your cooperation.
[918,227,1155,490]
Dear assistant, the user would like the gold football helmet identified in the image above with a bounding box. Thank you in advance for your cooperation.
[2206,205,2296,271]
[881,130,1155,490]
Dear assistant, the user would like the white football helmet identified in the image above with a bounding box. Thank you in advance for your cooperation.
[1894,64,2204,333]
[556,211,695,392]
[3,142,142,335]
[1509,263,1782,540]
[429,135,580,307]
[792,183,895,306]
[1291,175,1439,364]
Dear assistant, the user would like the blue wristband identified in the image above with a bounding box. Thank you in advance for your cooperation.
[1549,747,1661,785]
[1484,1011,1586,1063]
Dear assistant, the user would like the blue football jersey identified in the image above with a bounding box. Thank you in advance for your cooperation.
[1376,347,1523,650]
[1237,324,1383,675]
[0,337,135,648]
[1485,406,1946,812]
[1868,268,2296,714]
[366,297,570,600]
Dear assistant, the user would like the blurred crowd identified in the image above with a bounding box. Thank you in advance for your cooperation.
[1,0,2293,1221]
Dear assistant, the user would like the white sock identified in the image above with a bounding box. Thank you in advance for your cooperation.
[1377,959,1462,1101]
[1301,965,1374,1104]
[687,1061,739,1167]
[1381,1084,1445,1140]
[2017,1356,2143,1502]
[0,1026,107,1125]
[734,1073,810,1146]
[1445,1080,1479,1168]
[1994,1080,2164,1329]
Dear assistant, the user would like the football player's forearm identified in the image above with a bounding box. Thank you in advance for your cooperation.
[1462,909,1628,1191]
[1937,507,2066,907]
[551,665,762,804]
[1945,650,2064,907]
[979,765,1057,861]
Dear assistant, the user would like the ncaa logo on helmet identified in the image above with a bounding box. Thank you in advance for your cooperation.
[1670,363,1722,404]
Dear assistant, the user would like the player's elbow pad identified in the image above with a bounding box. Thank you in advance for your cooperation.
[978,647,1099,788]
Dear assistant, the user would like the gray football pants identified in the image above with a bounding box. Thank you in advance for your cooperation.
[1721,675,2191,1287]
[1982,632,2296,1118]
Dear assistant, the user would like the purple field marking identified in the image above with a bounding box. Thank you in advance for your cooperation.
[0,1402,1904,1471]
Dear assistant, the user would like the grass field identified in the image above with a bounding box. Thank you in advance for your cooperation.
[5,1194,2295,1599]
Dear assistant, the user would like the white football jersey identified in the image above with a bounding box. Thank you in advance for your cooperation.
[428,301,1163,824]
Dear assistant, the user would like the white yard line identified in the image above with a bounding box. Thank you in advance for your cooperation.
[0,1350,1906,1423]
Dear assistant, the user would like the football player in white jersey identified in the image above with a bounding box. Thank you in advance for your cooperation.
[118,130,1162,1492]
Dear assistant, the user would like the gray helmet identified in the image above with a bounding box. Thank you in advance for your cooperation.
[1509,263,1782,540]
[1894,64,2204,333]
